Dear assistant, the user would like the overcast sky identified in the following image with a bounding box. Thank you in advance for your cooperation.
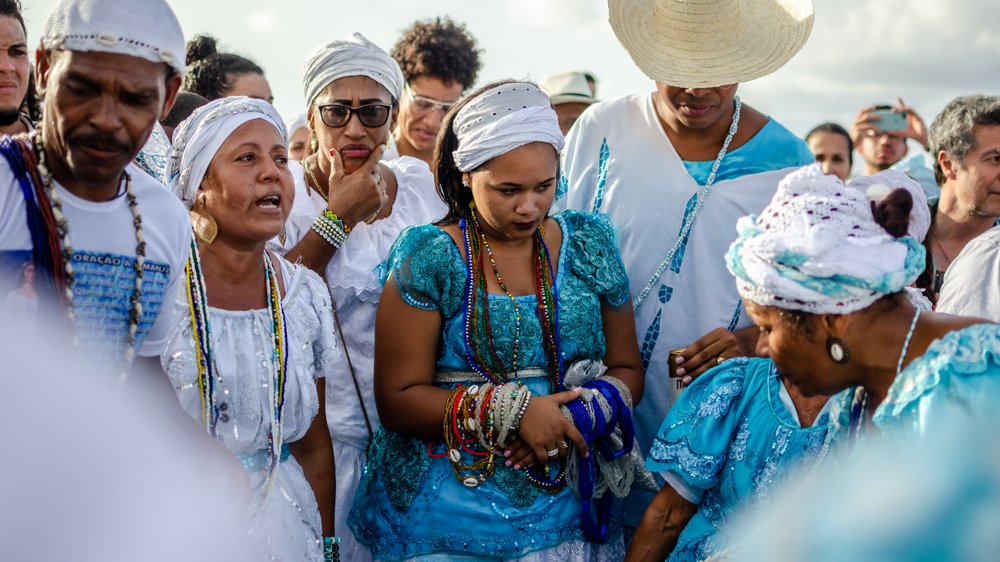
[23,0,1000,137]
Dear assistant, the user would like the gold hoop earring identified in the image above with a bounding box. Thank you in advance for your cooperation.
[310,130,319,153]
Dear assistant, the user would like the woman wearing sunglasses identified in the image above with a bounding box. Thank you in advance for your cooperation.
[279,32,447,562]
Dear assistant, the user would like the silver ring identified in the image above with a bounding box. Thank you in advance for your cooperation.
[559,440,569,449]
[546,448,559,457]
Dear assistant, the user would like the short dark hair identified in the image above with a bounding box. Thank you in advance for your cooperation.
[0,0,26,39]
[391,17,481,90]
[182,34,264,100]
[806,122,854,167]
[928,95,1000,185]
[162,91,208,129]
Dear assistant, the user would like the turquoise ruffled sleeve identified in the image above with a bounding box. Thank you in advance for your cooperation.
[561,210,630,307]
[377,224,465,315]
[875,322,1000,434]
[645,358,758,500]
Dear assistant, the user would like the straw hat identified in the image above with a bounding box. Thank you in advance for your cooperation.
[608,0,814,88]
[539,72,597,106]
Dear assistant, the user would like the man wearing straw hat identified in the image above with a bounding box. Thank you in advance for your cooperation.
[559,0,816,531]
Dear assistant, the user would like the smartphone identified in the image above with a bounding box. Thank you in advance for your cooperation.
[872,106,908,132]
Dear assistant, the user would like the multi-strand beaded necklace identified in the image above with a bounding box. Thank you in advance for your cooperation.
[32,132,146,374]
[460,207,563,391]
[184,243,289,494]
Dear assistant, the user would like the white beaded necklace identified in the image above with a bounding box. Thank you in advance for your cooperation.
[34,133,146,373]
[632,96,742,310]
[896,307,921,376]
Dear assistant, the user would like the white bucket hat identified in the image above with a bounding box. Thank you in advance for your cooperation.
[539,72,597,106]
[608,0,814,88]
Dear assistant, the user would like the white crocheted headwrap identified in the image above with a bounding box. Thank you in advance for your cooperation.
[302,33,403,106]
[40,0,185,74]
[725,164,926,314]
[451,82,565,172]
[846,170,930,242]
[166,97,287,209]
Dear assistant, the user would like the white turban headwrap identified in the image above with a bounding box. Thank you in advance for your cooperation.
[725,164,926,315]
[302,33,404,106]
[846,170,930,242]
[285,113,308,136]
[166,97,287,209]
[451,83,565,172]
[41,0,186,73]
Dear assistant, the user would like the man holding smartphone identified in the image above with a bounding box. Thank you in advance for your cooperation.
[850,98,938,201]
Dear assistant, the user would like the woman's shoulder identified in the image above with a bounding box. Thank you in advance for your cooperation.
[878,322,1000,424]
[679,357,771,411]
[554,210,629,305]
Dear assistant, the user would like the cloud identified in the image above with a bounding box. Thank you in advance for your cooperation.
[246,9,279,34]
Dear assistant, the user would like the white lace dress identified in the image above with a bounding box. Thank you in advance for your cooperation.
[277,156,447,562]
[162,256,341,561]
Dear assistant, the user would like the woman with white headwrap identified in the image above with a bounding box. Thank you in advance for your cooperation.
[725,164,1000,437]
[161,96,339,561]
[275,32,447,562]
[349,80,647,561]
[627,167,938,562]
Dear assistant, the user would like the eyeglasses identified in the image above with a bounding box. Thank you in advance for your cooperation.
[315,103,392,128]
[404,84,457,116]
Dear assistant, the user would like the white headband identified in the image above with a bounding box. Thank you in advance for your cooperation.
[726,165,926,314]
[166,97,287,209]
[41,0,185,73]
[302,33,403,106]
[451,83,565,172]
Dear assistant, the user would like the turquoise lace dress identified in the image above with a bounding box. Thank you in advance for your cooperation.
[348,211,631,560]
[646,358,834,562]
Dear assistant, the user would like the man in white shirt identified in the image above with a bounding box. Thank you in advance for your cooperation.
[924,95,1000,303]
[0,0,188,379]
[937,226,1000,321]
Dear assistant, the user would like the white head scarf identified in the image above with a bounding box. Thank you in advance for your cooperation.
[846,170,931,242]
[725,164,926,315]
[285,113,308,137]
[451,82,564,172]
[302,33,403,106]
[41,0,185,73]
[166,97,286,209]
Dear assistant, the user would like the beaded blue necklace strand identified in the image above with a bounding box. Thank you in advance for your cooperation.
[632,96,742,310]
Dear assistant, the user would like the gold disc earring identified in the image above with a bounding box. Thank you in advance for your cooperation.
[191,209,218,245]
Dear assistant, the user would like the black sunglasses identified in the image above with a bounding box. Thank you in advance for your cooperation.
[315,103,391,128]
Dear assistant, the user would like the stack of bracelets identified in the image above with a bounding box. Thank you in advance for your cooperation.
[311,210,350,249]
[322,536,340,561]
[437,382,537,488]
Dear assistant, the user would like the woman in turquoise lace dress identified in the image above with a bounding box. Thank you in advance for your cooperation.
[348,81,646,560]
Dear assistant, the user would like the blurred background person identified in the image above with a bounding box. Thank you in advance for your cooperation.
[540,71,598,135]
[286,113,310,161]
[388,16,481,166]
[850,98,937,201]
[165,97,337,561]
[806,122,853,181]
[183,34,273,103]
[160,91,208,142]
[0,0,30,135]
[278,32,447,562]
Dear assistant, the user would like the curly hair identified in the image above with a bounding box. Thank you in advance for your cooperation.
[182,34,265,101]
[928,95,1000,185]
[391,17,481,89]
